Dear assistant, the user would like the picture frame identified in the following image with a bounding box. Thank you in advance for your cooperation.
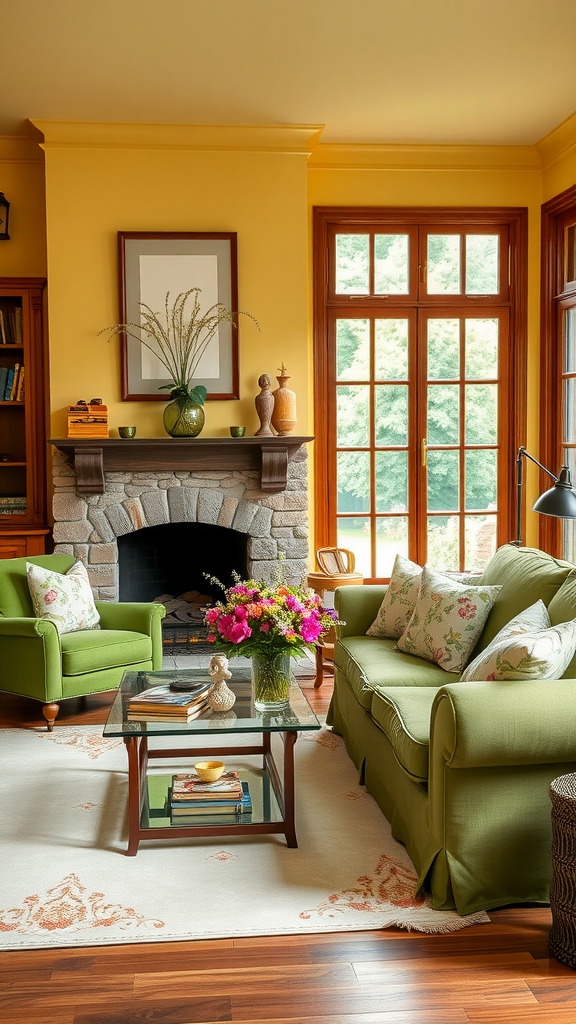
[118,231,239,401]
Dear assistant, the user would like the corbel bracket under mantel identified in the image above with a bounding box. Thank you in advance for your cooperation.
[48,437,314,496]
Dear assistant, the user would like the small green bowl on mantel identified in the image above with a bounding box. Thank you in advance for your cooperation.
[229,426,246,438]
[118,426,136,439]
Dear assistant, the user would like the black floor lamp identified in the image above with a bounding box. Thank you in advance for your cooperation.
[513,446,576,546]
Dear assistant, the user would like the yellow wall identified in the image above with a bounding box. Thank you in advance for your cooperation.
[0,137,46,278]
[6,121,576,551]
[308,146,544,544]
[35,123,315,439]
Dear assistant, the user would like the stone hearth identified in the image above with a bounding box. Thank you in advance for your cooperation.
[51,445,310,601]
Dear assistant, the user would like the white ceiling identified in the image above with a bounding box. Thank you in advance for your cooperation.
[3,0,576,146]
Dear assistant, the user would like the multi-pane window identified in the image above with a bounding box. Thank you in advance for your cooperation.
[314,209,527,582]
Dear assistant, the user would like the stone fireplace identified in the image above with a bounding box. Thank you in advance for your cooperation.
[49,438,311,603]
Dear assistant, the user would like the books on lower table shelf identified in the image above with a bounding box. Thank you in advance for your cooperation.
[169,776,252,824]
[126,679,212,721]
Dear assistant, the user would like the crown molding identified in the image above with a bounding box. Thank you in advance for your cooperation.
[308,142,542,172]
[536,110,576,170]
[0,134,44,164]
[30,120,324,155]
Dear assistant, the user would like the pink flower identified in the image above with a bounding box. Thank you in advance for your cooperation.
[300,615,323,643]
[44,589,58,605]
[433,648,444,662]
[285,594,305,613]
[457,597,477,620]
[205,608,220,624]
[217,613,252,643]
[260,623,270,632]
[233,605,248,620]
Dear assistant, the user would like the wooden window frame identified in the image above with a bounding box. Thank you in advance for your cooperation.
[313,206,528,572]
[540,185,576,556]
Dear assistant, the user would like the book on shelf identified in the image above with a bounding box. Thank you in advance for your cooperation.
[0,495,26,505]
[126,698,209,722]
[171,770,243,800]
[0,308,15,344]
[9,364,20,400]
[13,307,22,345]
[170,782,252,819]
[15,365,24,401]
[0,366,8,395]
[3,367,14,400]
[0,311,6,345]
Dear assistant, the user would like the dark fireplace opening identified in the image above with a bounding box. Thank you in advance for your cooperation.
[118,522,248,655]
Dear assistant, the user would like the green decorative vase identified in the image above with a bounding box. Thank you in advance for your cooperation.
[163,395,205,437]
[251,650,292,711]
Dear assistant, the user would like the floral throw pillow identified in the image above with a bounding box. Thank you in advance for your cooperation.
[460,600,576,682]
[366,554,423,639]
[26,560,100,635]
[395,566,500,673]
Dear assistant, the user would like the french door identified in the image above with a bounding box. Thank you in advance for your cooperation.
[314,208,527,582]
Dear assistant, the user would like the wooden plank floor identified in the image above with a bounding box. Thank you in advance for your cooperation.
[1,665,575,1023]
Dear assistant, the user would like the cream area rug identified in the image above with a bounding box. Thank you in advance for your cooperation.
[0,725,488,949]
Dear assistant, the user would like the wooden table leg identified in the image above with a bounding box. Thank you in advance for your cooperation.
[125,737,141,857]
[314,644,324,688]
[283,730,298,848]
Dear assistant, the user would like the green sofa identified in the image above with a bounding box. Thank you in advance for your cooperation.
[0,554,165,729]
[327,544,576,915]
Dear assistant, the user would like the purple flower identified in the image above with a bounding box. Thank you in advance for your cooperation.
[285,594,305,613]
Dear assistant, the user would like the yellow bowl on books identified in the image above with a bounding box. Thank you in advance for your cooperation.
[194,760,225,783]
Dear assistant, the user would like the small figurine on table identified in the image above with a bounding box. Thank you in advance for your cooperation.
[208,654,236,711]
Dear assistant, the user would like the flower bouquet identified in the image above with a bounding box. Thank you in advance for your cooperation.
[204,568,339,710]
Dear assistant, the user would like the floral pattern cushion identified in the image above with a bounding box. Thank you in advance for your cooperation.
[26,560,100,635]
[396,566,500,673]
[460,600,576,682]
[366,555,423,639]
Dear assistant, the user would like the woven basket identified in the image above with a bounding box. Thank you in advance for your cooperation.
[549,772,576,969]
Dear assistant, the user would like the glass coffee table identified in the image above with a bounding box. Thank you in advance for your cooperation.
[103,665,321,855]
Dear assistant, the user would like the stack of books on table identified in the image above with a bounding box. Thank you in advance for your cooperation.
[169,771,252,824]
[126,681,212,722]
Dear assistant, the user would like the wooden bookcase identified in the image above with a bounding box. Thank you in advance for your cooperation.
[0,278,50,558]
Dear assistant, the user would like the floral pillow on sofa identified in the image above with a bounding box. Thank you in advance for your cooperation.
[366,554,423,639]
[395,566,500,673]
[460,600,576,681]
[26,560,100,634]
[367,553,483,641]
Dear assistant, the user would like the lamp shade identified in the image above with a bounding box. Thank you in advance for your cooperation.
[532,466,576,519]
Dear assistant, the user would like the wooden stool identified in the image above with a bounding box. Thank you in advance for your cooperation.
[307,548,363,688]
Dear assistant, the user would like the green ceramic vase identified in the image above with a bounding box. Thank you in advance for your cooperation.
[163,395,205,437]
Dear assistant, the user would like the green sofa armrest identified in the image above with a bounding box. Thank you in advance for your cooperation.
[335,585,387,639]
[431,678,576,768]
[95,602,165,669]
[0,616,63,701]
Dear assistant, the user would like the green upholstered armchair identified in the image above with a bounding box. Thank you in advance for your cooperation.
[0,554,165,730]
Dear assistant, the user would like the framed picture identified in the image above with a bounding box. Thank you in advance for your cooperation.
[118,231,239,401]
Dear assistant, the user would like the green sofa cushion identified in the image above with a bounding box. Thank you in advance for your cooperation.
[61,629,152,676]
[473,545,573,653]
[370,685,439,783]
[335,636,457,710]
[0,554,76,618]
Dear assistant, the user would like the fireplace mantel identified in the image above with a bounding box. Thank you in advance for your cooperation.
[49,436,314,496]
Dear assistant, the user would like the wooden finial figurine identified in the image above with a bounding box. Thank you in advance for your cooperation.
[254,373,275,436]
[271,364,297,436]
[208,654,236,711]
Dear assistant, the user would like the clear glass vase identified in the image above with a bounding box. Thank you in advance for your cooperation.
[251,650,292,711]
[163,396,205,437]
